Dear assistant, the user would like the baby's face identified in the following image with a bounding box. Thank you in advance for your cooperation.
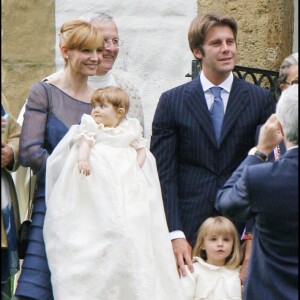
[91,101,119,127]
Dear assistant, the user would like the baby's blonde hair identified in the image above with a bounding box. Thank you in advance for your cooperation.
[91,86,130,116]
[193,216,241,269]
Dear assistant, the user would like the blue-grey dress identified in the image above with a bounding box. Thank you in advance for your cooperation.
[15,82,92,300]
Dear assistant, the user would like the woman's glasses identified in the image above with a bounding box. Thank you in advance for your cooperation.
[104,38,124,48]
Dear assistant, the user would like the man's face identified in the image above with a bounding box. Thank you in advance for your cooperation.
[93,21,119,75]
[194,25,237,81]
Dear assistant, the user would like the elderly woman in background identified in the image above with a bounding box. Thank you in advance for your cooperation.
[277,52,298,96]
[274,52,298,158]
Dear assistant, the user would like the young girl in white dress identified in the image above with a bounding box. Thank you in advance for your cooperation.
[180,216,242,300]
[43,86,183,300]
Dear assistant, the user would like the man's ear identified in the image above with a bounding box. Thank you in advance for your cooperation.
[192,48,203,60]
[277,120,284,137]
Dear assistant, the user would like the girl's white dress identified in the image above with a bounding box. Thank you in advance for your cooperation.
[180,256,242,300]
[43,114,183,300]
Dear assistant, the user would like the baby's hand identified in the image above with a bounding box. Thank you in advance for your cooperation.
[78,160,90,176]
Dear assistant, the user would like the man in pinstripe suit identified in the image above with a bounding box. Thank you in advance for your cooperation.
[150,13,275,278]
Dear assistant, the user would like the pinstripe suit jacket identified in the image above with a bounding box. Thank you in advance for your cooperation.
[150,74,275,245]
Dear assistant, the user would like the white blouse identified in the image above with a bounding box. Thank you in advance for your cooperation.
[180,256,242,300]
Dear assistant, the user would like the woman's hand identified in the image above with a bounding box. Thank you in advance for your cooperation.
[1,142,14,169]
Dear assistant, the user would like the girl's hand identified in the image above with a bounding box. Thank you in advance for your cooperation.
[78,160,90,176]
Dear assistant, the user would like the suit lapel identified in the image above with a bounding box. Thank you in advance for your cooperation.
[183,76,251,148]
[220,77,250,145]
[183,76,216,146]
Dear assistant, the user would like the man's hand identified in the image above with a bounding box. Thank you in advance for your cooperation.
[257,114,283,155]
[1,142,14,168]
[172,238,194,277]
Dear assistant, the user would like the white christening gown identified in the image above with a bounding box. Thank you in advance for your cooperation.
[43,114,183,300]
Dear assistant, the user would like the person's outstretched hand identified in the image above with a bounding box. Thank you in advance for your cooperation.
[172,238,194,277]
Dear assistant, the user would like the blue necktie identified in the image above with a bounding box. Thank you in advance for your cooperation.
[210,86,224,145]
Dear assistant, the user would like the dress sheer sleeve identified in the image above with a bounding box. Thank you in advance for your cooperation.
[19,82,50,178]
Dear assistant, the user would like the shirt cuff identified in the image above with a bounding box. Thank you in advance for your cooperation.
[169,230,186,240]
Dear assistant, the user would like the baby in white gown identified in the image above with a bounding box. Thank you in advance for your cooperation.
[43,87,184,300]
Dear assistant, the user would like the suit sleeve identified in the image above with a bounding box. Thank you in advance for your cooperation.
[150,91,181,232]
[215,155,263,222]
[245,90,275,233]
[261,89,276,122]
[19,82,49,178]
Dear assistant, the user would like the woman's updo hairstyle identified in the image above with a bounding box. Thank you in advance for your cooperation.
[59,19,103,64]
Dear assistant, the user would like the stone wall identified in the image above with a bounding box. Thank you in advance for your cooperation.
[1,0,55,117]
